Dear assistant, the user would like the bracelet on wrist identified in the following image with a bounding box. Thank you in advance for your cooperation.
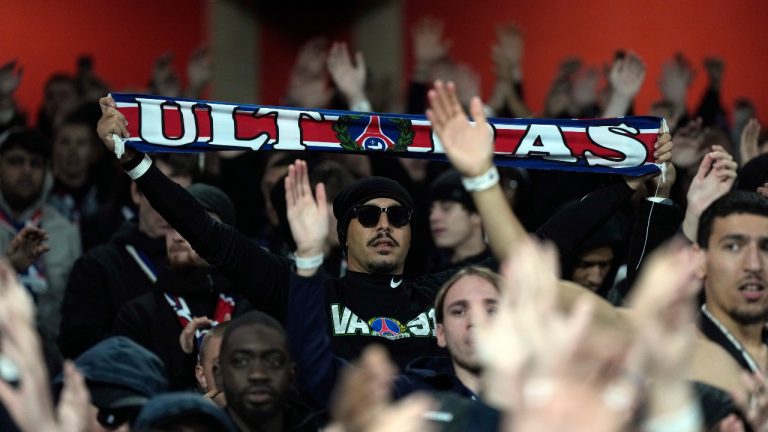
[461,166,499,192]
[294,253,324,270]
[125,155,152,180]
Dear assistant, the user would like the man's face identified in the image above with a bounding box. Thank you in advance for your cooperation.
[131,161,191,239]
[44,80,78,119]
[218,325,293,426]
[165,212,217,270]
[436,275,499,374]
[0,148,46,211]
[571,246,614,292]
[701,214,768,325]
[429,200,480,250]
[345,197,412,275]
[52,124,96,187]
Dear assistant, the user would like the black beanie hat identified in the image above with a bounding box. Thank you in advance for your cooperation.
[187,183,236,226]
[429,169,475,213]
[333,176,414,247]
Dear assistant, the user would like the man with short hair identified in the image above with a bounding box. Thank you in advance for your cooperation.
[215,311,318,432]
[58,153,195,359]
[428,169,489,271]
[694,191,768,374]
[0,129,80,359]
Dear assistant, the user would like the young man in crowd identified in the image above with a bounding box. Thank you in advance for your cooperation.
[0,129,80,364]
[58,153,195,359]
[695,191,768,374]
[427,169,489,271]
[214,311,319,432]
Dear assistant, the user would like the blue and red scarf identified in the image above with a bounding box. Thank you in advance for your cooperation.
[112,92,663,176]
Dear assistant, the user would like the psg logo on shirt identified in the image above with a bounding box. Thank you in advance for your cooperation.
[368,317,409,340]
[333,115,414,153]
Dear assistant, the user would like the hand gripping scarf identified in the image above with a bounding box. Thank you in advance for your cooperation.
[111,92,664,176]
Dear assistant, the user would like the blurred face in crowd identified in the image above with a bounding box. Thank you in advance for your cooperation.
[700,214,768,325]
[44,79,79,121]
[131,160,192,239]
[218,324,293,428]
[571,246,614,293]
[52,123,97,188]
[429,200,481,250]
[436,275,499,374]
[0,148,46,212]
[165,211,216,270]
[346,197,412,275]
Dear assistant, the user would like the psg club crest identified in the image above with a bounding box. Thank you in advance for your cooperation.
[333,115,414,152]
[368,317,407,339]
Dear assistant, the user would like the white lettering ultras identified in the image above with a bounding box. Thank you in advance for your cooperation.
[137,98,199,146]
[329,304,436,340]
[514,124,577,163]
[208,105,271,150]
[584,124,648,168]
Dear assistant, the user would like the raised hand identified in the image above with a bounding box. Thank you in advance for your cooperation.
[412,17,451,67]
[758,183,768,199]
[56,361,91,432]
[186,46,211,97]
[5,226,49,272]
[659,54,694,107]
[492,24,523,81]
[96,95,134,162]
[285,160,328,259]
[671,117,705,169]
[0,259,57,431]
[327,42,367,108]
[740,118,761,166]
[179,316,213,354]
[602,52,645,118]
[151,52,182,98]
[682,145,738,241]
[623,130,674,191]
[0,60,22,99]
[426,81,493,177]
[609,52,646,99]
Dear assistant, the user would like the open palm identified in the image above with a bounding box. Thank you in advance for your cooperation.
[426,81,494,177]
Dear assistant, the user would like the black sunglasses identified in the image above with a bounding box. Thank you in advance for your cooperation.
[352,205,412,228]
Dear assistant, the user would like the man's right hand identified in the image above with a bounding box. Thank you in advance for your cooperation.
[97,95,135,163]
[285,160,328,272]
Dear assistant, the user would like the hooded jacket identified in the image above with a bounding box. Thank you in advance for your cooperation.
[0,172,80,347]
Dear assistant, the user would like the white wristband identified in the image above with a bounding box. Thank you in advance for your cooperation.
[350,99,373,113]
[294,253,323,270]
[461,166,499,192]
[126,155,153,180]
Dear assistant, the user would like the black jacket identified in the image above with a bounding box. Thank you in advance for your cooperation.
[58,221,166,359]
[113,267,237,390]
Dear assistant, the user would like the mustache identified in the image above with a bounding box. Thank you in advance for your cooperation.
[367,232,399,247]
[243,384,276,395]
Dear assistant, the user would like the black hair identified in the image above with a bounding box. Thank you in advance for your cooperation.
[220,311,286,356]
[697,190,768,248]
[0,128,51,161]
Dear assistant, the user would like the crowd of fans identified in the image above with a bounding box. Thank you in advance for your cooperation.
[0,17,767,432]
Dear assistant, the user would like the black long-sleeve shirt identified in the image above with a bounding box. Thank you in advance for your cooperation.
[132,155,635,367]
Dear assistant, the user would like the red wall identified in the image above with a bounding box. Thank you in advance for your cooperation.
[1,1,207,122]
[404,0,768,124]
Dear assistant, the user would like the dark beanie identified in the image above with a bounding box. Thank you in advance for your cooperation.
[737,153,768,193]
[333,176,414,247]
[429,169,475,213]
[187,183,236,226]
